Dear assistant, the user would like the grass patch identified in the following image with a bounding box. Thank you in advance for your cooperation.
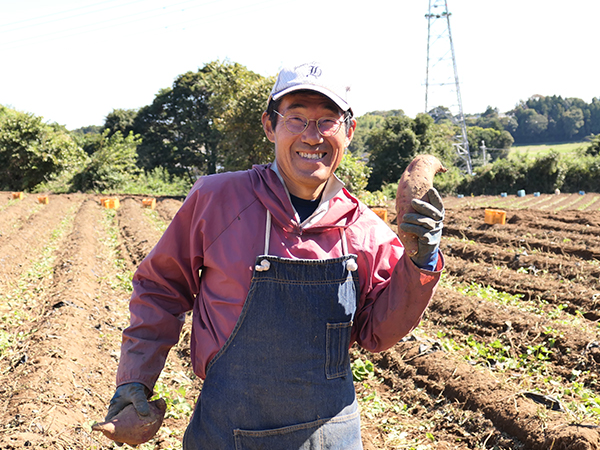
[576,195,600,211]
[0,198,24,214]
[509,142,586,161]
[99,209,134,293]
[143,208,169,234]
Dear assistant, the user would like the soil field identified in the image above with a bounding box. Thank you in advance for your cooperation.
[0,191,599,450]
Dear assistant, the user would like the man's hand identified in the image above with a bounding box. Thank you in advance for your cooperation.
[106,381,151,417]
[105,383,152,446]
[399,187,444,269]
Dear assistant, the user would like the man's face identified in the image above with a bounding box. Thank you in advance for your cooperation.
[262,92,356,200]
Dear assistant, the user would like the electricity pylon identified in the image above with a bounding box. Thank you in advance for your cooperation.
[425,0,473,175]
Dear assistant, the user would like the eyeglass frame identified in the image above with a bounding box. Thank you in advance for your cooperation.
[273,110,350,137]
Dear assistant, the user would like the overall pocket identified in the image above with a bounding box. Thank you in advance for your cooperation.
[325,321,352,379]
[233,410,362,450]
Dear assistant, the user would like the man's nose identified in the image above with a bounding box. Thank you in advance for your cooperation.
[301,120,324,144]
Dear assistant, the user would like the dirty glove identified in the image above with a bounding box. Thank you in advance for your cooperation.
[104,383,151,446]
[399,187,444,270]
[104,382,152,445]
[106,382,152,421]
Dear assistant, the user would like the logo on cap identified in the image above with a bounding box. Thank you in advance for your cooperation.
[307,64,322,78]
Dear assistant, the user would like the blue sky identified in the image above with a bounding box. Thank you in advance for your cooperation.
[1,0,598,130]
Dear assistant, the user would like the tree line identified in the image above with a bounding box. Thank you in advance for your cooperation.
[0,61,275,195]
[82,61,275,184]
[1,60,599,197]
[463,95,600,145]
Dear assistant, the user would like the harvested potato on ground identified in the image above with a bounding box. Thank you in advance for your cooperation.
[395,154,447,255]
[92,398,167,445]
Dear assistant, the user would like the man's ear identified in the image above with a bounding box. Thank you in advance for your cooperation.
[344,117,357,149]
[262,111,276,143]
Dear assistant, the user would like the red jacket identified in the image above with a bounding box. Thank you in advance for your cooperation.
[116,164,443,389]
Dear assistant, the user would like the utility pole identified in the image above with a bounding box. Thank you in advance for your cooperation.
[425,0,473,175]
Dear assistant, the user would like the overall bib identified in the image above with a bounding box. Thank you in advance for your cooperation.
[183,212,363,449]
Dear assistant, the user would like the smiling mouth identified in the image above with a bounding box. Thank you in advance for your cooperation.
[298,152,326,160]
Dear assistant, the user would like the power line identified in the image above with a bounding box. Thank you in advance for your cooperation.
[0,0,278,51]
[0,0,209,45]
[159,0,278,31]
[1,0,128,29]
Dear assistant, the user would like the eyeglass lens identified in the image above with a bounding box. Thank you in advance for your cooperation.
[284,114,342,136]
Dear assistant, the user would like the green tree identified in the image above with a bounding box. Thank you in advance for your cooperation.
[134,77,212,181]
[133,60,269,179]
[465,106,504,131]
[71,130,141,192]
[560,107,584,139]
[365,113,453,191]
[347,112,388,157]
[509,95,600,143]
[468,126,513,163]
[562,154,600,192]
[499,115,518,135]
[457,157,527,195]
[218,75,274,171]
[513,108,548,142]
[586,134,600,157]
[366,115,418,191]
[105,108,138,137]
[427,106,454,124]
[524,151,566,193]
[0,106,87,191]
[72,126,104,156]
[416,114,457,165]
[586,98,600,136]
[335,153,371,194]
[72,125,103,135]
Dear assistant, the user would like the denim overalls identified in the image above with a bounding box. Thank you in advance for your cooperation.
[183,211,363,449]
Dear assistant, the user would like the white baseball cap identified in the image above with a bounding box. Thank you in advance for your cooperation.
[269,62,352,114]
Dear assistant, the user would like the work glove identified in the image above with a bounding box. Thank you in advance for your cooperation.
[399,187,444,270]
[105,382,152,445]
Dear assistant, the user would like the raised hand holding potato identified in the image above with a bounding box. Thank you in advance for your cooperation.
[396,155,446,267]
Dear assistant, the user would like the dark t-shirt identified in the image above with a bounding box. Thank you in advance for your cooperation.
[290,194,322,223]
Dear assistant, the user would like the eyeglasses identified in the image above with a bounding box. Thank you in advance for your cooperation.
[274,110,347,137]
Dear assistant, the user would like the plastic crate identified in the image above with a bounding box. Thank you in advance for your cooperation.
[142,198,157,210]
[100,197,120,209]
[370,207,388,222]
[484,208,506,225]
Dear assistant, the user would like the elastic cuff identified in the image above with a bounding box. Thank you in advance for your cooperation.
[412,250,439,271]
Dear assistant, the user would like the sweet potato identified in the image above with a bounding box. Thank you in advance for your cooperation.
[92,398,167,445]
[395,154,447,255]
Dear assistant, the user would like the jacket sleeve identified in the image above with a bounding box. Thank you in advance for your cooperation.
[115,189,203,391]
[350,216,444,353]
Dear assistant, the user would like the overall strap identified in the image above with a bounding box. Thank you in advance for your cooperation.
[255,210,358,272]
[255,211,272,272]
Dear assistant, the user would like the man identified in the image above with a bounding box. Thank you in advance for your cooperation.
[105,61,445,449]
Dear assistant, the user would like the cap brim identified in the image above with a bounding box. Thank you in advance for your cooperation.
[272,84,351,114]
